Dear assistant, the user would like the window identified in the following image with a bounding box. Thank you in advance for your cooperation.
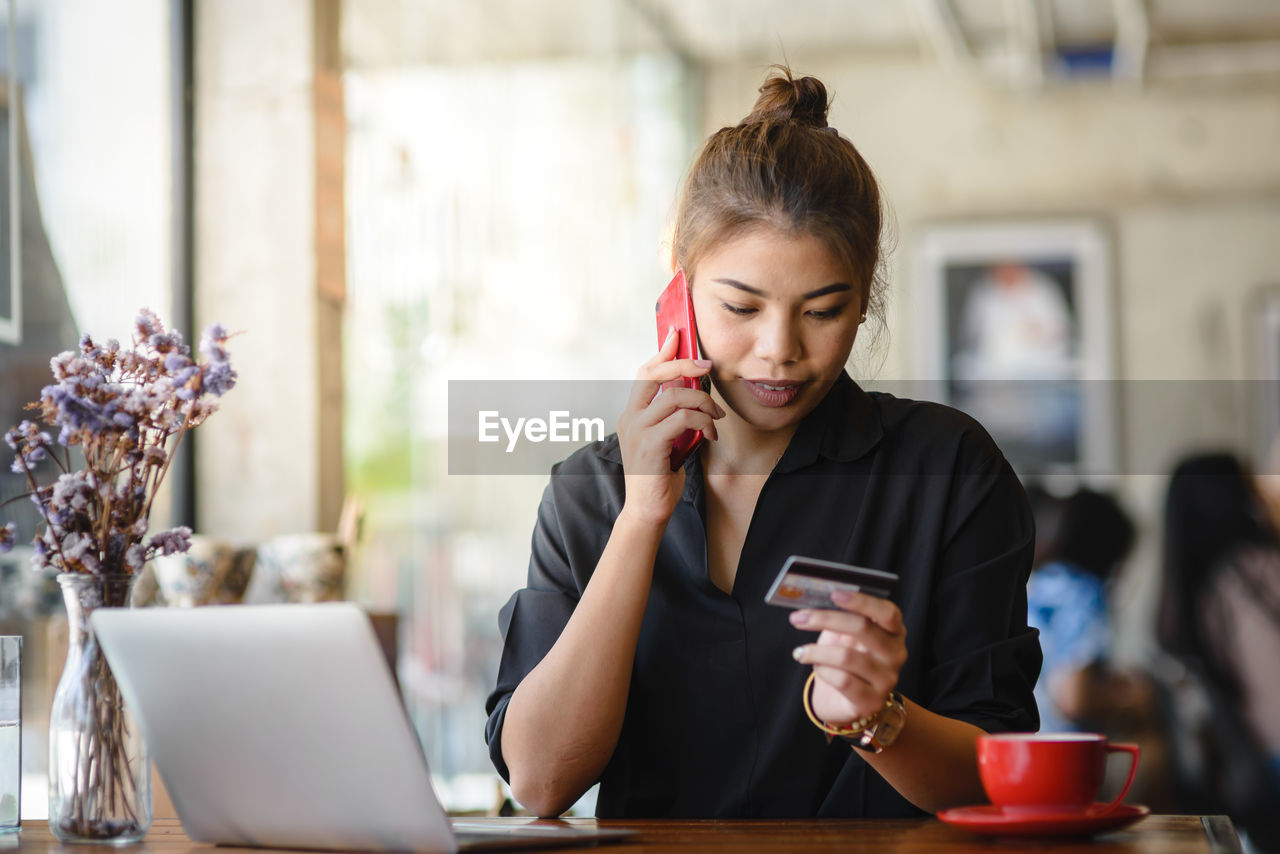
[0,0,173,818]
[344,54,694,811]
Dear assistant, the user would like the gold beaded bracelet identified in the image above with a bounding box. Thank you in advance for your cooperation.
[801,671,883,737]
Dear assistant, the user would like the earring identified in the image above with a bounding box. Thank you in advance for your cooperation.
[859,312,868,324]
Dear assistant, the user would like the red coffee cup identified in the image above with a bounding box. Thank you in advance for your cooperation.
[977,733,1140,815]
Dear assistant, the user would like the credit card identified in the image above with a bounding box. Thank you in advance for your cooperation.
[763,555,899,610]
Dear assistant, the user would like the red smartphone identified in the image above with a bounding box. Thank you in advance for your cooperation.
[655,269,705,470]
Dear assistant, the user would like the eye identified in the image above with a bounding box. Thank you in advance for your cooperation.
[806,303,848,320]
[720,302,756,316]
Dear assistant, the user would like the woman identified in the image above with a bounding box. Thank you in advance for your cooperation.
[1027,488,1137,733]
[1159,454,1280,822]
[485,68,1041,819]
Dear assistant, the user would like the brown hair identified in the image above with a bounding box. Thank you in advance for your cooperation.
[672,67,885,325]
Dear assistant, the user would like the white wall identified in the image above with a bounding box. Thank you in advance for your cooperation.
[194,0,321,541]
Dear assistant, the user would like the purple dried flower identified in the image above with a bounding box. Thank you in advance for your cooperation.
[0,522,15,553]
[49,351,75,380]
[125,543,146,571]
[7,309,236,576]
[61,532,92,562]
[148,526,192,557]
[147,331,184,354]
[203,361,238,397]
[135,308,162,340]
[200,324,231,363]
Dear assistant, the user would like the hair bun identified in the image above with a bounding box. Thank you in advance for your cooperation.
[742,66,829,128]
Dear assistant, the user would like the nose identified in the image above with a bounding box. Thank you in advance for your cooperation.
[754,310,803,366]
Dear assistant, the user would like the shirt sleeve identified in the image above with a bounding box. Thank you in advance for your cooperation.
[921,444,1043,734]
[483,481,579,782]
[483,445,622,782]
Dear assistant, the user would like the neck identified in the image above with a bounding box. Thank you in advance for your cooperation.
[701,392,797,477]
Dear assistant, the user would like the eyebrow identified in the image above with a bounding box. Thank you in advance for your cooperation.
[712,278,853,300]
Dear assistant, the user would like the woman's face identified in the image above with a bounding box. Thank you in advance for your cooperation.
[689,226,863,439]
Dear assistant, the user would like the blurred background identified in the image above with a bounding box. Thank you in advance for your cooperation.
[1,0,1280,832]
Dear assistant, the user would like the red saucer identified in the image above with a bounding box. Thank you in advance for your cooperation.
[937,803,1150,837]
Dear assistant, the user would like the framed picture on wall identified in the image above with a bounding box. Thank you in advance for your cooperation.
[912,219,1116,477]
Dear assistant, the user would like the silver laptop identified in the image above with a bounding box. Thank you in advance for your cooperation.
[92,603,631,852]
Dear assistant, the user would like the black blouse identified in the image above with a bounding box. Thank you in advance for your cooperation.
[485,372,1042,818]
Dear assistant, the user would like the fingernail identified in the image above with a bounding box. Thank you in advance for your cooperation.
[790,610,810,626]
[792,646,807,662]
[831,590,854,605]
[694,359,712,368]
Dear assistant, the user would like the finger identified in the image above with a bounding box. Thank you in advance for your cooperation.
[810,665,885,711]
[626,358,713,414]
[641,357,715,386]
[655,325,680,359]
[623,328,684,410]
[794,644,898,696]
[791,597,904,638]
[624,407,720,471]
[789,608,877,637]
[789,611,906,668]
[648,407,719,443]
[638,326,685,372]
[830,590,905,635]
[640,387,725,424]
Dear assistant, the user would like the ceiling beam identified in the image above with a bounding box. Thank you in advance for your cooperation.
[1005,0,1045,88]
[622,0,697,66]
[1113,0,1149,85]
[1148,40,1280,79]
[909,0,974,70]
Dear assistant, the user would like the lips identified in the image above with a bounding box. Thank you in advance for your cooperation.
[743,378,804,407]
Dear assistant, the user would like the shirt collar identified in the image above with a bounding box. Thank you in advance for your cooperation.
[774,371,883,473]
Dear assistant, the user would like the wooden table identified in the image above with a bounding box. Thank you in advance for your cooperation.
[1,815,1242,853]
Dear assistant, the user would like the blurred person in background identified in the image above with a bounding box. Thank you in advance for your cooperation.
[1027,488,1142,733]
[1160,453,1280,851]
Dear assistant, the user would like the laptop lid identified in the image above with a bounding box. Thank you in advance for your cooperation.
[92,603,459,852]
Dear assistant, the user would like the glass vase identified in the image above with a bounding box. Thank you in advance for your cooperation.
[48,573,152,844]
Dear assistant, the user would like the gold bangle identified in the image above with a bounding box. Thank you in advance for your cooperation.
[801,671,880,737]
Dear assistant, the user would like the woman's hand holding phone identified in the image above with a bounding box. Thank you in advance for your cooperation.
[616,327,723,526]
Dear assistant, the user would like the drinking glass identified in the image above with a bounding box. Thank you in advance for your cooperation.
[0,635,20,832]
